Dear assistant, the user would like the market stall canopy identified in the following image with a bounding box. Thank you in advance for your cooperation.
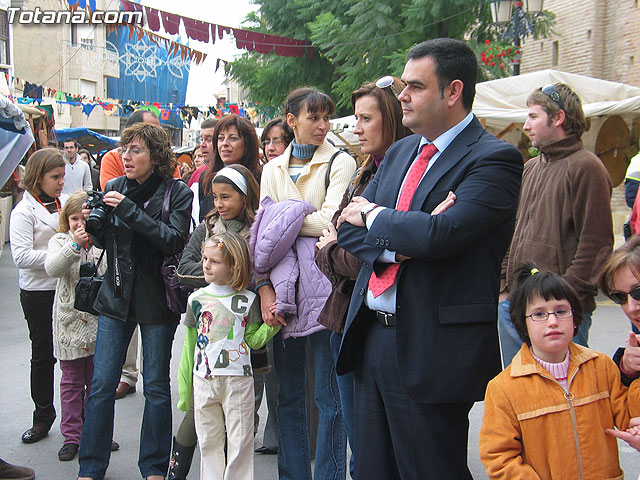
[0,95,35,188]
[54,128,118,154]
[473,69,640,130]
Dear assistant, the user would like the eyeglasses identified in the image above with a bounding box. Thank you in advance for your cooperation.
[376,75,401,99]
[263,137,283,147]
[541,84,565,111]
[609,287,640,305]
[118,146,148,156]
[525,308,574,322]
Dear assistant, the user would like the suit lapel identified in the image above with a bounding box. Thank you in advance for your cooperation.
[410,119,482,210]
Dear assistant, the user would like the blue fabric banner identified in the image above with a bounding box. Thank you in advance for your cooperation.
[106,26,189,128]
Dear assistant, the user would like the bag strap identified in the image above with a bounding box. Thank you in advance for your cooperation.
[94,249,105,271]
[162,178,177,224]
[325,150,342,190]
[162,178,195,240]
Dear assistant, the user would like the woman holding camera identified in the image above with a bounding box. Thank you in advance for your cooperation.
[77,123,192,480]
[10,148,67,444]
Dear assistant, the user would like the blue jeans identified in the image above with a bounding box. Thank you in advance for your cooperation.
[498,299,592,367]
[273,329,346,480]
[330,331,356,479]
[78,315,177,480]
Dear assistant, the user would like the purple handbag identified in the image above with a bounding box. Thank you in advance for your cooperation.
[160,179,193,314]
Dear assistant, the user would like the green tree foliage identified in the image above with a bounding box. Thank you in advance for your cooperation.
[229,0,554,115]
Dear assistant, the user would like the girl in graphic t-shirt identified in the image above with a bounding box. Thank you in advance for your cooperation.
[177,232,279,480]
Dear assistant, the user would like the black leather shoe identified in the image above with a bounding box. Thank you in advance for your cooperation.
[21,428,48,444]
[254,446,277,455]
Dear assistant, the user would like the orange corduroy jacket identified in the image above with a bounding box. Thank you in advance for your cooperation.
[480,342,640,480]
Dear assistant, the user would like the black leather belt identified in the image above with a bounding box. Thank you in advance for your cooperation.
[376,311,396,327]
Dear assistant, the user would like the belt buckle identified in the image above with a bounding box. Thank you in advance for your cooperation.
[380,311,391,326]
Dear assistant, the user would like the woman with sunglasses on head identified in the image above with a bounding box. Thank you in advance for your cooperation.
[193,115,262,224]
[257,87,357,480]
[314,76,412,477]
[599,235,640,451]
[260,118,293,163]
[10,148,67,445]
[77,123,193,480]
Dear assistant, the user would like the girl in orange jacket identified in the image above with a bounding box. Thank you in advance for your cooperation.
[480,263,640,480]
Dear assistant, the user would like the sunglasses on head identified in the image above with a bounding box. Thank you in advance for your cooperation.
[376,75,401,99]
[609,287,640,305]
[541,84,565,111]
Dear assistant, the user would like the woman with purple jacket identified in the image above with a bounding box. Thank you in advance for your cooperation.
[257,87,357,480]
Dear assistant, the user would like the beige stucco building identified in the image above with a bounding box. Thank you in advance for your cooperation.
[520,0,640,87]
[11,0,120,133]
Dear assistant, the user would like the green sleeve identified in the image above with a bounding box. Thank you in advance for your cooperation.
[177,325,197,412]
[244,299,280,350]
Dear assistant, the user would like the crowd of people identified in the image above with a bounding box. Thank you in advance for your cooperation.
[5,36,640,480]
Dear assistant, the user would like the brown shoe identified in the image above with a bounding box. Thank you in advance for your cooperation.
[115,382,136,400]
[0,457,35,479]
[58,443,79,461]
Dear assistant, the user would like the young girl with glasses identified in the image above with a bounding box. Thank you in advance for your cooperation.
[480,262,640,479]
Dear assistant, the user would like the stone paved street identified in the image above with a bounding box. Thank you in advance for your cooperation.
[2,243,640,479]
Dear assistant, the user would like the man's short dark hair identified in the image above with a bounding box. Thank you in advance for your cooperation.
[125,110,158,128]
[63,139,78,148]
[406,38,478,111]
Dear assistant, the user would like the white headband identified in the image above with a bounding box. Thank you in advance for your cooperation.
[214,167,248,195]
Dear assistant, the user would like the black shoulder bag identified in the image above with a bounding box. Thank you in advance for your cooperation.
[160,179,193,314]
[74,249,105,316]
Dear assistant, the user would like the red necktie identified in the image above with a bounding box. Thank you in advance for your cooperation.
[368,143,438,298]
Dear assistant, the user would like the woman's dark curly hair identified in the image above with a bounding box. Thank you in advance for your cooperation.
[119,123,176,180]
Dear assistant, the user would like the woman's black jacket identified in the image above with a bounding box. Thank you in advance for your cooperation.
[86,176,193,323]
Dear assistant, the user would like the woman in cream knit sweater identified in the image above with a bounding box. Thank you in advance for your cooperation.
[259,87,357,480]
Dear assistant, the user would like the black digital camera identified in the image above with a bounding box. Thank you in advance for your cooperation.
[86,190,111,232]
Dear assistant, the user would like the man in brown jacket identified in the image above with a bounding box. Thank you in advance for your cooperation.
[499,83,613,367]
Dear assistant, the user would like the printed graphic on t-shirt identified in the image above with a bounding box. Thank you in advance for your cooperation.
[190,290,256,379]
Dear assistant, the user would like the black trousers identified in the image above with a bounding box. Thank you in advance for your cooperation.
[20,289,57,430]
[353,317,473,480]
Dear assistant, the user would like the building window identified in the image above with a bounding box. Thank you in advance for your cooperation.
[70,23,95,50]
[80,79,97,97]
[0,10,9,65]
[587,29,592,40]
[552,41,559,66]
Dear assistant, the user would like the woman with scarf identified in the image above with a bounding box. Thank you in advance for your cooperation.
[258,87,357,480]
[77,123,192,480]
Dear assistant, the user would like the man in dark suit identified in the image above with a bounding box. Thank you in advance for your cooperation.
[336,38,523,479]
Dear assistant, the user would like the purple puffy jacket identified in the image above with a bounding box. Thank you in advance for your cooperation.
[251,196,331,339]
